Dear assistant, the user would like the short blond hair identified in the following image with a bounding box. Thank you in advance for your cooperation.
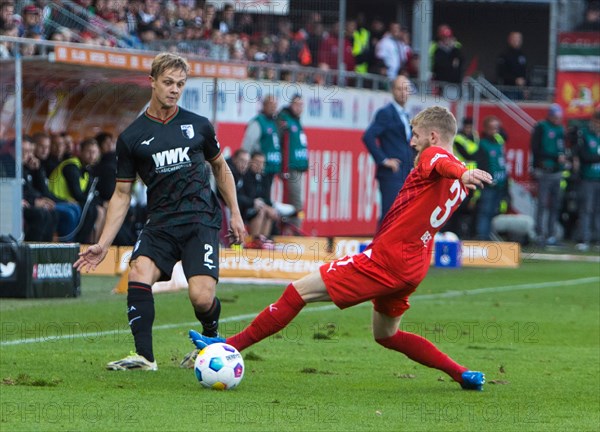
[150,52,190,78]
[411,106,457,143]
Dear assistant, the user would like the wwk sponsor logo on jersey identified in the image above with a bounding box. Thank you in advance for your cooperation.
[152,147,191,173]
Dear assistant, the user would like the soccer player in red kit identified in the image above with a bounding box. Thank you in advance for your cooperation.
[190,106,493,390]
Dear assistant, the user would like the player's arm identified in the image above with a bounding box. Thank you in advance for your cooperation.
[209,154,246,244]
[74,180,132,272]
[429,151,493,191]
[97,181,133,250]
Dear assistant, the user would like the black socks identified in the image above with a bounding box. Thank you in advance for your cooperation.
[194,297,221,337]
[127,282,155,362]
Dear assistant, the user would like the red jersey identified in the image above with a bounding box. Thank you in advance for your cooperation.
[369,146,468,285]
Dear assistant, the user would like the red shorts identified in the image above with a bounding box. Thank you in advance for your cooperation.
[319,252,417,318]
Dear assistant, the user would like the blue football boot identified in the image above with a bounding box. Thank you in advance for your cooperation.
[460,371,485,391]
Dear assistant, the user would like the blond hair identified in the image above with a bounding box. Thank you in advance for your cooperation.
[411,106,457,143]
[150,52,190,78]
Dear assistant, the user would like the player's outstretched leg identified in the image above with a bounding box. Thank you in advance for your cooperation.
[460,371,486,391]
[376,330,485,390]
[189,283,306,351]
[189,330,225,349]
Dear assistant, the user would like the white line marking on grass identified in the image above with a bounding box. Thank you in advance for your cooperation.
[1,276,598,347]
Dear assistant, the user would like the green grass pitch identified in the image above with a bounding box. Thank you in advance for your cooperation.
[1,260,598,431]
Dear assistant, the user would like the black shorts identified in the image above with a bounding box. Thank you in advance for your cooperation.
[131,224,219,282]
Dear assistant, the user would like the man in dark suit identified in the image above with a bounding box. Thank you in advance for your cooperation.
[363,75,415,223]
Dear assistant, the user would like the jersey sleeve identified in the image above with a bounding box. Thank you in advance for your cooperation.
[116,135,136,182]
[202,120,222,162]
[418,147,467,179]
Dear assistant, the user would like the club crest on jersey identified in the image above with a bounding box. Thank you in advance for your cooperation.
[181,124,195,139]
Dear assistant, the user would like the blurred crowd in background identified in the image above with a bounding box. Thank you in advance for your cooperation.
[1,1,598,87]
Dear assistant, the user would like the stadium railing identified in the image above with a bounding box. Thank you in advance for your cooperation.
[1,35,556,101]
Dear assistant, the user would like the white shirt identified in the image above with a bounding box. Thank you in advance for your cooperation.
[376,34,410,79]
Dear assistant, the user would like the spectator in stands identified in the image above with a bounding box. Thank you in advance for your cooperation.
[93,131,117,204]
[272,36,292,64]
[22,137,58,242]
[46,133,66,176]
[32,132,52,174]
[24,135,82,242]
[454,118,480,170]
[237,13,254,36]
[363,75,414,224]
[0,26,17,59]
[401,51,420,79]
[48,26,75,43]
[347,13,372,74]
[348,18,370,74]
[0,138,15,177]
[291,31,312,67]
[137,0,159,28]
[226,148,251,192]
[240,151,280,249]
[218,3,235,34]
[318,22,355,72]
[124,1,141,36]
[278,94,308,228]
[305,19,325,68]
[62,132,75,159]
[219,149,251,244]
[202,3,217,38]
[20,31,42,56]
[18,5,42,37]
[375,22,411,80]
[576,1,600,32]
[446,117,480,239]
[0,1,15,31]
[474,116,508,240]
[531,104,567,246]
[430,24,464,86]
[138,23,158,49]
[208,29,230,61]
[367,17,386,75]
[496,31,528,99]
[575,109,600,251]
[49,138,105,244]
[241,95,281,195]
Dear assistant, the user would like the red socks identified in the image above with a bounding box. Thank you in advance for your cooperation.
[227,284,306,352]
[224,284,467,384]
[376,330,468,382]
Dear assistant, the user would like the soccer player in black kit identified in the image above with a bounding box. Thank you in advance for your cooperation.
[74,53,246,371]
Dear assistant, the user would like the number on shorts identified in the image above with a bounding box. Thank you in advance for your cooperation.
[204,244,214,265]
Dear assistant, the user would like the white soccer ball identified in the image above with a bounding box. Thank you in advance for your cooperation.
[194,343,245,390]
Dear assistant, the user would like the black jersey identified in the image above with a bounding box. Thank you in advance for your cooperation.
[116,106,222,229]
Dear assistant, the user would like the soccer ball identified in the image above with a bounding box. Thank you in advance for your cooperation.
[194,343,244,390]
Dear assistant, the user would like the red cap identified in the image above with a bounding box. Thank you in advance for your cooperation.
[23,5,40,14]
